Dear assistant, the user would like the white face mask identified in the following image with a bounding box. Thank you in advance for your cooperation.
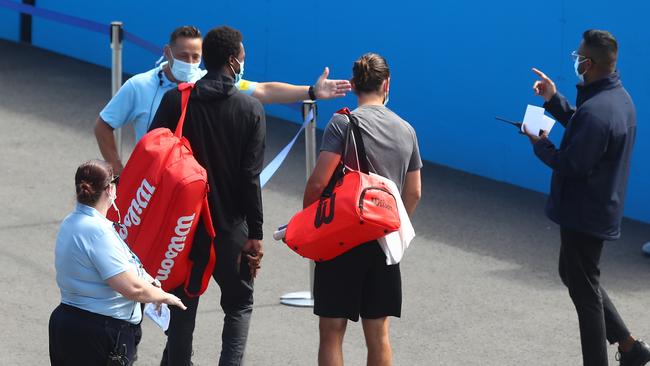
[229,57,245,84]
[108,184,122,225]
[169,50,202,82]
[108,184,117,206]
[574,57,588,82]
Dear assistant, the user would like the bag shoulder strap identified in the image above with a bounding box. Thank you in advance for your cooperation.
[337,108,371,174]
[320,107,373,198]
[174,82,195,138]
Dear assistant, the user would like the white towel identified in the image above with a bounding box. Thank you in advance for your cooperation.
[371,173,415,265]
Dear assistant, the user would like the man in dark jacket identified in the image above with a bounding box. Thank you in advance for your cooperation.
[150,26,265,366]
[527,30,649,366]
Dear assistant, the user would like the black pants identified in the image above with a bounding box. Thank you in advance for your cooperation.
[49,303,141,366]
[161,222,254,366]
[559,228,631,366]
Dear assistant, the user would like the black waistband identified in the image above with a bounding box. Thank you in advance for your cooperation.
[57,303,139,328]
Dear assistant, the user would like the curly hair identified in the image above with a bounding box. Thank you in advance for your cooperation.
[202,26,243,72]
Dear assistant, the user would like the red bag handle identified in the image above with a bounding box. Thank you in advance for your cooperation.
[174,82,194,138]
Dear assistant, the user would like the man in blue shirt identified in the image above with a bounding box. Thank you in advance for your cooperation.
[95,25,351,174]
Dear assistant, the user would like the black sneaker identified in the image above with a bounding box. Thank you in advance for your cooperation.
[617,339,650,366]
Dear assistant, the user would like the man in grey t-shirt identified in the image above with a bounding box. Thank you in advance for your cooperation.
[302,52,420,366]
[320,104,422,193]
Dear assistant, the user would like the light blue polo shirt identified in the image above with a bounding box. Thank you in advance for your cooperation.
[100,62,259,141]
[54,203,144,324]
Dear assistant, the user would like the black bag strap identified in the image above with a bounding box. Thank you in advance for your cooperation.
[321,109,372,198]
[342,113,371,174]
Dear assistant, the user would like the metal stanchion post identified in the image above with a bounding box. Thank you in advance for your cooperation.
[110,21,124,159]
[280,100,317,308]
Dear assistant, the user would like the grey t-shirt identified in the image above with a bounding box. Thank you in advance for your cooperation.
[320,105,422,193]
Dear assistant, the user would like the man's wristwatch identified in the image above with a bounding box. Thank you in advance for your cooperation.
[308,85,317,101]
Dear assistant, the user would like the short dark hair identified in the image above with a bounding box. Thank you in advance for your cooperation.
[352,53,390,94]
[582,29,618,71]
[202,26,243,72]
[75,160,113,206]
[169,26,201,45]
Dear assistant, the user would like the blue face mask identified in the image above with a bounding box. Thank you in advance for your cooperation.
[169,50,202,82]
[229,58,245,84]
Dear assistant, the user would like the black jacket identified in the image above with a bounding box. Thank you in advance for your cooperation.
[150,72,266,240]
[534,72,636,240]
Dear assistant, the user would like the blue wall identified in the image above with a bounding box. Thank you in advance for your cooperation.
[0,4,19,41]
[1,0,648,223]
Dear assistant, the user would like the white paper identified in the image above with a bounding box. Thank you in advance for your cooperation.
[144,303,170,331]
[521,104,555,135]
[371,173,416,265]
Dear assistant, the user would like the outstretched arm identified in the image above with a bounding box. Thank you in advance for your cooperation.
[252,67,351,104]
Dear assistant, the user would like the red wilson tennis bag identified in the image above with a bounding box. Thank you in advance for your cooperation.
[284,108,401,261]
[108,83,216,296]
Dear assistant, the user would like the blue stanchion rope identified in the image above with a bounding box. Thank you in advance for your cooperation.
[0,0,163,54]
[260,107,314,187]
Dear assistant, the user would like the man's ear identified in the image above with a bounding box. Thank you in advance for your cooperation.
[227,54,236,68]
[164,45,173,62]
[350,79,357,92]
[585,59,595,75]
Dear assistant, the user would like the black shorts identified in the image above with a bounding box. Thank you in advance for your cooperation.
[313,241,401,322]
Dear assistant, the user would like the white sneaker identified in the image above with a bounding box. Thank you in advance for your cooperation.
[642,242,650,256]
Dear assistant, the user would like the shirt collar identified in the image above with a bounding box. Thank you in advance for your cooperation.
[75,203,112,225]
[576,71,621,107]
[157,62,177,87]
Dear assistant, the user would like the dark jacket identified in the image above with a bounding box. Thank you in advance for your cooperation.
[534,72,636,240]
[150,72,266,240]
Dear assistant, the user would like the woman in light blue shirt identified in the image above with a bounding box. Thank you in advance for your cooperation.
[49,160,186,366]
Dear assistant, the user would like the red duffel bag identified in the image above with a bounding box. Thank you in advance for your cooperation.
[108,83,216,296]
[284,108,401,261]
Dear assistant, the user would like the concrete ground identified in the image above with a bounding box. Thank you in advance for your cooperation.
[0,39,648,365]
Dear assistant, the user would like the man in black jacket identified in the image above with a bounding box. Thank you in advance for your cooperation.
[150,26,265,366]
[527,30,649,366]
